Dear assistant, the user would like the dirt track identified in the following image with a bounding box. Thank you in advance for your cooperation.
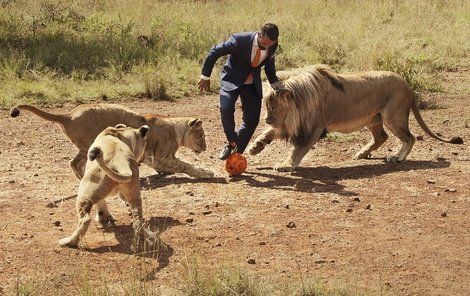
[0,84,469,295]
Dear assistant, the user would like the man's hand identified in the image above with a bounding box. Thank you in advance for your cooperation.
[198,79,210,92]
[271,80,286,92]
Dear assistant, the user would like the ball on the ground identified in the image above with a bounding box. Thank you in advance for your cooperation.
[225,153,247,176]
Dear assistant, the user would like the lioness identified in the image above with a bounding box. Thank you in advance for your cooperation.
[10,104,214,179]
[59,124,155,247]
[249,65,463,171]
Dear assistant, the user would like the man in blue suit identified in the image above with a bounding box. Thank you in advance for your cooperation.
[199,23,283,160]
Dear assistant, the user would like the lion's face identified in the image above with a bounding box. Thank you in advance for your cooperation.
[265,89,292,128]
[185,119,206,154]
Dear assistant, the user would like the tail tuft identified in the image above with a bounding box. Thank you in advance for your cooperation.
[88,147,102,161]
[10,107,20,118]
[450,136,464,144]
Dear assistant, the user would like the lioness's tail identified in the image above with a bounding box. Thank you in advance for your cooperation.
[10,104,69,125]
[411,99,463,144]
[88,147,133,183]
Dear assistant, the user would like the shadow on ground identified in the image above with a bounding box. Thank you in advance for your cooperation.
[238,160,450,196]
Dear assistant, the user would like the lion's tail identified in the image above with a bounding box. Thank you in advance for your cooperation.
[411,99,463,144]
[10,104,69,125]
[88,147,133,183]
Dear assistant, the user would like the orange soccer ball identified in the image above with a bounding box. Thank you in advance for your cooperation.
[225,153,247,176]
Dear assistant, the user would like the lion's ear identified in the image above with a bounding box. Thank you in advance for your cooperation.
[277,88,292,99]
[115,123,127,129]
[139,125,149,137]
[189,118,202,129]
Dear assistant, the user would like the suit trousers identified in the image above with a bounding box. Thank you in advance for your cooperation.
[219,84,261,154]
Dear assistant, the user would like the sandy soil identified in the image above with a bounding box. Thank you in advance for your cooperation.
[0,77,469,295]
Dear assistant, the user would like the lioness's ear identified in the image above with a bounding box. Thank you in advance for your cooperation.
[139,125,149,137]
[189,118,202,128]
[115,123,127,129]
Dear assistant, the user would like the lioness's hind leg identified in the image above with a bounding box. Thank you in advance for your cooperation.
[384,114,415,163]
[70,151,87,179]
[95,200,116,228]
[59,198,93,247]
[355,121,388,159]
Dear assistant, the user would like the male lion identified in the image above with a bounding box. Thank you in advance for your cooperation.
[59,124,155,248]
[10,103,214,179]
[248,65,463,172]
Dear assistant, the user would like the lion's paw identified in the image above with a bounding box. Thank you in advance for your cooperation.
[355,151,371,160]
[58,237,78,248]
[274,162,295,172]
[386,155,402,163]
[247,141,265,155]
[194,168,214,179]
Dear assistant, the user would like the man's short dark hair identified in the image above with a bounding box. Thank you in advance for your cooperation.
[259,23,279,41]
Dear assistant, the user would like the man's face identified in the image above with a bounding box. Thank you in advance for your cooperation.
[257,34,276,50]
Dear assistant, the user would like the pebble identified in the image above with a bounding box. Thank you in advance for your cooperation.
[247,258,256,264]
[353,197,361,202]
[441,212,447,217]
[444,188,457,193]
[427,180,436,184]
[202,211,212,215]
[54,221,61,226]
[346,208,353,213]
[259,241,266,246]
[365,204,372,210]
[286,222,296,228]
[186,218,194,223]
[416,135,424,141]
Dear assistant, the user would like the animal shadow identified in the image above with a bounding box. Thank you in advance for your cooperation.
[242,159,450,196]
[86,216,182,274]
[140,174,227,190]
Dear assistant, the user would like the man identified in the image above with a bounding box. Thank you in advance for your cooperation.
[198,23,283,160]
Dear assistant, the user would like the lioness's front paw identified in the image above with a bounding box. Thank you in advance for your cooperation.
[355,151,371,160]
[195,168,214,179]
[247,141,265,155]
[58,237,78,247]
[274,162,295,172]
[386,155,404,163]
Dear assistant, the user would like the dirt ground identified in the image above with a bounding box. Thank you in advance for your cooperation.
[0,73,469,295]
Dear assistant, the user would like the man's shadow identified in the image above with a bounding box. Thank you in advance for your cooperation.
[238,159,450,197]
[140,174,227,190]
[85,216,182,277]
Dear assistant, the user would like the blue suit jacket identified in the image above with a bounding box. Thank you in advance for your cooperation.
[201,32,278,98]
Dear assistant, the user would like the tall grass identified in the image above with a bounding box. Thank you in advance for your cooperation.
[0,0,468,107]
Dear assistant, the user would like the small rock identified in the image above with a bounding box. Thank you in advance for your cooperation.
[17,141,25,146]
[247,258,256,264]
[215,243,222,247]
[314,259,326,264]
[185,191,194,196]
[286,222,296,228]
[214,202,220,207]
[202,211,212,215]
[189,212,195,215]
[353,197,360,202]
[285,204,290,209]
[186,218,194,223]
[416,135,424,141]
[259,241,266,246]
[346,208,353,213]
[452,152,458,155]
[441,212,447,217]
[444,188,457,193]
[33,173,39,177]
[427,180,436,184]
[331,199,339,203]
[365,204,372,210]
[432,192,441,197]
[54,221,61,227]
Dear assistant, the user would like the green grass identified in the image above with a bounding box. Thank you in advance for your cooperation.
[10,256,386,296]
[1,0,468,108]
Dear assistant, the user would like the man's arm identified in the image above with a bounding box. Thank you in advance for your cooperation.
[264,54,279,85]
[201,35,238,78]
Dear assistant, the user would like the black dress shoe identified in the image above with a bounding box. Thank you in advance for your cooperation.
[218,144,236,160]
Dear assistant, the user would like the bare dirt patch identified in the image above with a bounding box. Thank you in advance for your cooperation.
[0,89,469,295]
